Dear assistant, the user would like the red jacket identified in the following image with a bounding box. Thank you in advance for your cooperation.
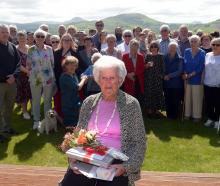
[122,53,145,96]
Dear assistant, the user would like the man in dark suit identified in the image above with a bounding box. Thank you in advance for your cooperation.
[0,24,20,141]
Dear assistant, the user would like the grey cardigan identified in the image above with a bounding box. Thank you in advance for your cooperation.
[77,90,147,185]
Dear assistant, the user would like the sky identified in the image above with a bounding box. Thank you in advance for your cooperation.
[0,0,220,23]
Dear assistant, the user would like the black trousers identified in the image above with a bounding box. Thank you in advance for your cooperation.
[61,167,129,186]
[204,85,220,121]
[164,88,183,119]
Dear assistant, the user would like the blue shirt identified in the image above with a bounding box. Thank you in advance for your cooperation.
[164,53,183,88]
[183,48,205,85]
[59,73,81,110]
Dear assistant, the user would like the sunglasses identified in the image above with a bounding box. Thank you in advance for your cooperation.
[124,35,132,38]
[212,44,220,47]
[51,41,59,44]
[36,35,45,39]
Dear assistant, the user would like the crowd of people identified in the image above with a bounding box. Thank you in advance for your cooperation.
[0,20,220,144]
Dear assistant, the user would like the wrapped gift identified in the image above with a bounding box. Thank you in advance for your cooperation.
[66,147,114,168]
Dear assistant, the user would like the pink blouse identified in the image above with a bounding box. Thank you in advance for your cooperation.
[88,99,121,150]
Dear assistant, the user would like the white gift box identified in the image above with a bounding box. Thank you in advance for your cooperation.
[66,147,114,168]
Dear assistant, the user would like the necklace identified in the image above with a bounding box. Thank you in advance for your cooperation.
[94,98,117,135]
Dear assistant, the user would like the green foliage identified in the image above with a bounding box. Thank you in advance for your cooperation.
[13,13,219,35]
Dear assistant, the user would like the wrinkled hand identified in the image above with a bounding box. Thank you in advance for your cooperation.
[164,75,170,81]
[182,73,188,80]
[127,72,135,81]
[68,158,82,175]
[6,75,15,84]
[110,164,126,177]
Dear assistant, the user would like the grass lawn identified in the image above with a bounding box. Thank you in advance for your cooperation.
[0,105,220,173]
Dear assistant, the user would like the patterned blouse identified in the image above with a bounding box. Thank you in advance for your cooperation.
[27,45,55,86]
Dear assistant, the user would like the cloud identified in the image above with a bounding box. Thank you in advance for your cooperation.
[0,0,219,23]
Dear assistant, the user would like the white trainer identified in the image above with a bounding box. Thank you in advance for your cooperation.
[23,112,31,120]
[33,121,40,130]
[204,119,214,127]
[214,121,220,129]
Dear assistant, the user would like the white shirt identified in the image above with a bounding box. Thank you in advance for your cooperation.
[204,52,220,87]
[117,42,130,54]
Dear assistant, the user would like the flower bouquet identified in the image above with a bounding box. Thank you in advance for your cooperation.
[60,128,114,168]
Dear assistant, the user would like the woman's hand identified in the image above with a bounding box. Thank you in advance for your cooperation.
[127,72,135,81]
[110,164,126,177]
[68,158,81,175]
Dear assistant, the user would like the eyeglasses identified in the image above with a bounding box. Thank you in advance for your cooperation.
[51,41,59,44]
[124,35,132,38]
[36,35,45,39]
[212,44,220,47]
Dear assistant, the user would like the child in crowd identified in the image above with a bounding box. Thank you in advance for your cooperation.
[59,56,87,127]
[81,52,102,96]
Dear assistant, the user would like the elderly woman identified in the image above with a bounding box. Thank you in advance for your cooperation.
[50,35,60,51]
[164,42,183,119]
[60,56,146,186]
[122,39,145,104]
[183,35,205,122]
[200,34,212,54]
[101,34,122,59]
[117,30,133,55]
[203,38,220,128]
[27,29,55,129]
[144,41,165,118]
[54,33,86,122]
[16,31,31,120]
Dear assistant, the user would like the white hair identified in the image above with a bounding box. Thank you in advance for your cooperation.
[122,29,133,37]
[93,56,127,86]
[168,41,178,48]
[50,35,60,41]
[39,24,48,31]
[0,24,9,31]
[106,34,116,42]
[9,24,17,30]
[211,37,220,45]
[34,29,47,38]
[160,24,170,32]
[189,35,200,43]
[91,52,102,64]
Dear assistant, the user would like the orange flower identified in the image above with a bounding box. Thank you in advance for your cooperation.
[77,132,87,145]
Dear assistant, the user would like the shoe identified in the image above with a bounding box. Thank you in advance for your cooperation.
[3,128,18,135]
[204,119,214,127]
[33,121,40,130]
[214,121,220,129]
[23,112,31,120]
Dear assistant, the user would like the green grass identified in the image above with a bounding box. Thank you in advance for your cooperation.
[0,106,220,173]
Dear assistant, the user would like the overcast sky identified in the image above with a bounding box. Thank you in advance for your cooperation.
[0,0,220,23]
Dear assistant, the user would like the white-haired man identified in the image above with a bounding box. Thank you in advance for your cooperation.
[117,29,133,55]
[177,24,190,57]
[158,24,180,55]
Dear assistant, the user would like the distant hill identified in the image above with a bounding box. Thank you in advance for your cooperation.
[1,13,219,34]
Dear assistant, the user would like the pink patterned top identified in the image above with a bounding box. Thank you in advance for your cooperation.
[88,99,121,150]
